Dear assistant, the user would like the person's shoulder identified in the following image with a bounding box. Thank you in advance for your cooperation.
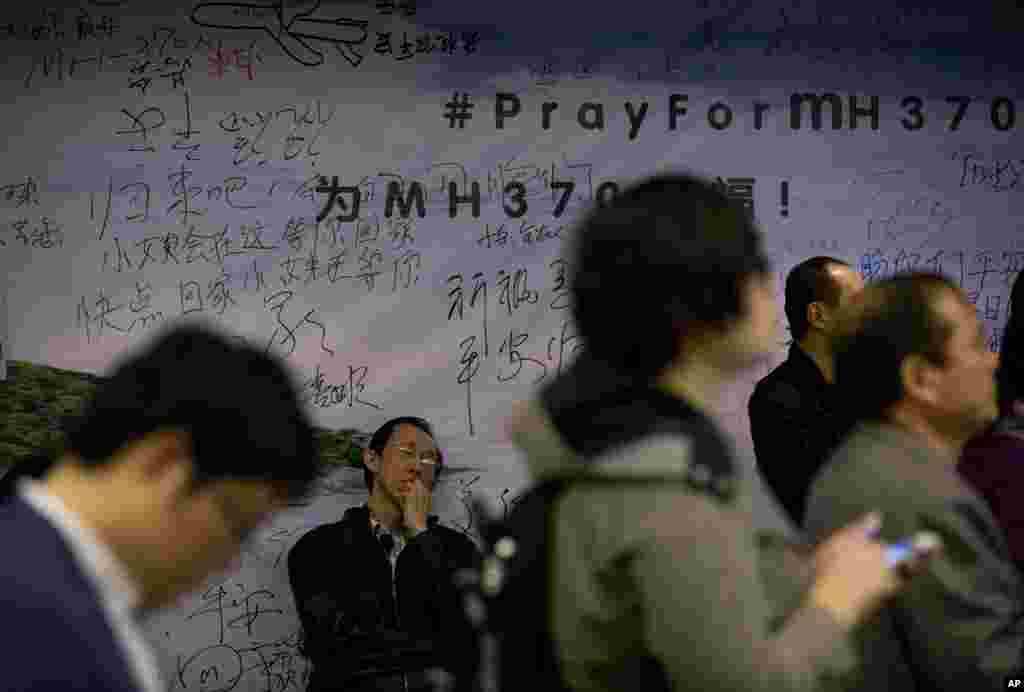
[0,505,139,688]
[750,362,803,408]
[965,429,1024,457]
[430,523,477,548]
[0,559,65,615]
[1,547,103,633]
[4,594,130,690]
[0,496,24,533]
[2,604,98,683]
[810,423,907,505]
[575,429,737,506]
[570,444,743,549]
[814,424,875,472]
[961,430,1024,484]
[0,499,76,580]
[290,519,348,556]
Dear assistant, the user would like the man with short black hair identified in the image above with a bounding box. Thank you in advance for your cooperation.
[0,321,319,692]
[749,256,864,527]
[288,416,479,692]
[804,272,1024,690]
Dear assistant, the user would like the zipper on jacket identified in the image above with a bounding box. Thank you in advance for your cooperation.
[388,540,408,692]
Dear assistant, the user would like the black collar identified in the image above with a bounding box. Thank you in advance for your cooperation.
[342,505,439,531]
[786,343,830,392]
[540,351,735,481]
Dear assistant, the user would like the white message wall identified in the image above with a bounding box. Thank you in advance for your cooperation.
[2,1,1021,689]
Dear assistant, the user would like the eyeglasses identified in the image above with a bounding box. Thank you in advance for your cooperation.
[392,445,440,465]
[385,444,441,484]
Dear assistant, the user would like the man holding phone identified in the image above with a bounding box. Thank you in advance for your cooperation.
[804,273,1024,691]
[288,417,479,692]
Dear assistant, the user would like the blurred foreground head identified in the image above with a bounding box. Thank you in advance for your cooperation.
[569,172,774,380]
[48,320,318,610]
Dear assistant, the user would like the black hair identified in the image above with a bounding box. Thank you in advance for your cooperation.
[569,172,771,379]
[363,416,443,491]
[784,256,851,341]
[0,453,54,500]
[833,272,960,422]
[61,320,319,500]
[997,270,1024,416]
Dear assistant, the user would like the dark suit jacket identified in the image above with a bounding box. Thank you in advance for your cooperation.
[750,343,852,526]
[0,495,143,691]
[805,421,1024,692]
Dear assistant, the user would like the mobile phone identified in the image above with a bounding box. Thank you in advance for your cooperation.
[885,532,941,567]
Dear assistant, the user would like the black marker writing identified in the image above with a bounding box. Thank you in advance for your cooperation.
[0,176,40,207]
[306,364,381,410]
[191,0,370,68]
[497,329,547,384]
[3,217,65,250]
[264,290,334,358]
[226,590,283,638]
[173,90,201,161]
[167,165,206,225]
[496,268,538,317]
[120,182,151,223]
[457,336,480,437]
[549,259,570,310]
[77,289,164,342]
[116,107,166,153]
[315,176,360,223]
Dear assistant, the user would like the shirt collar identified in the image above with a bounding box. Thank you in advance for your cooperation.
[788,342,830,389]
[368,509,402,538]
[17,479,143,615]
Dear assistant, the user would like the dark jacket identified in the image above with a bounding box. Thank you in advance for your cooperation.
[288,505,480,692]
[805,421,1024,691]
[507,352,861,692]
[0,495,142,691]
[959,414,1024,575]
[749,344,852,527]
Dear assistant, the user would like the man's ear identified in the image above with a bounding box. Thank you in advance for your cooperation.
[900,353,941,406]
[128,428,194,502]
[807,302,827,331]
[363,448,380,474]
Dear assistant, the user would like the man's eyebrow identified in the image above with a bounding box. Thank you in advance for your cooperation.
[398,442,437,451]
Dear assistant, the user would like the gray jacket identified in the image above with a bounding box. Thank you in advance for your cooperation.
[505,355,863,692]
[805,421,1024,691]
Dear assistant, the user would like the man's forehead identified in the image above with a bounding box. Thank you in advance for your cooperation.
[392,424,435,446]
[828,263,863,287]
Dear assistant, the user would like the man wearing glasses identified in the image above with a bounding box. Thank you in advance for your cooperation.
[288,416,480,692]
